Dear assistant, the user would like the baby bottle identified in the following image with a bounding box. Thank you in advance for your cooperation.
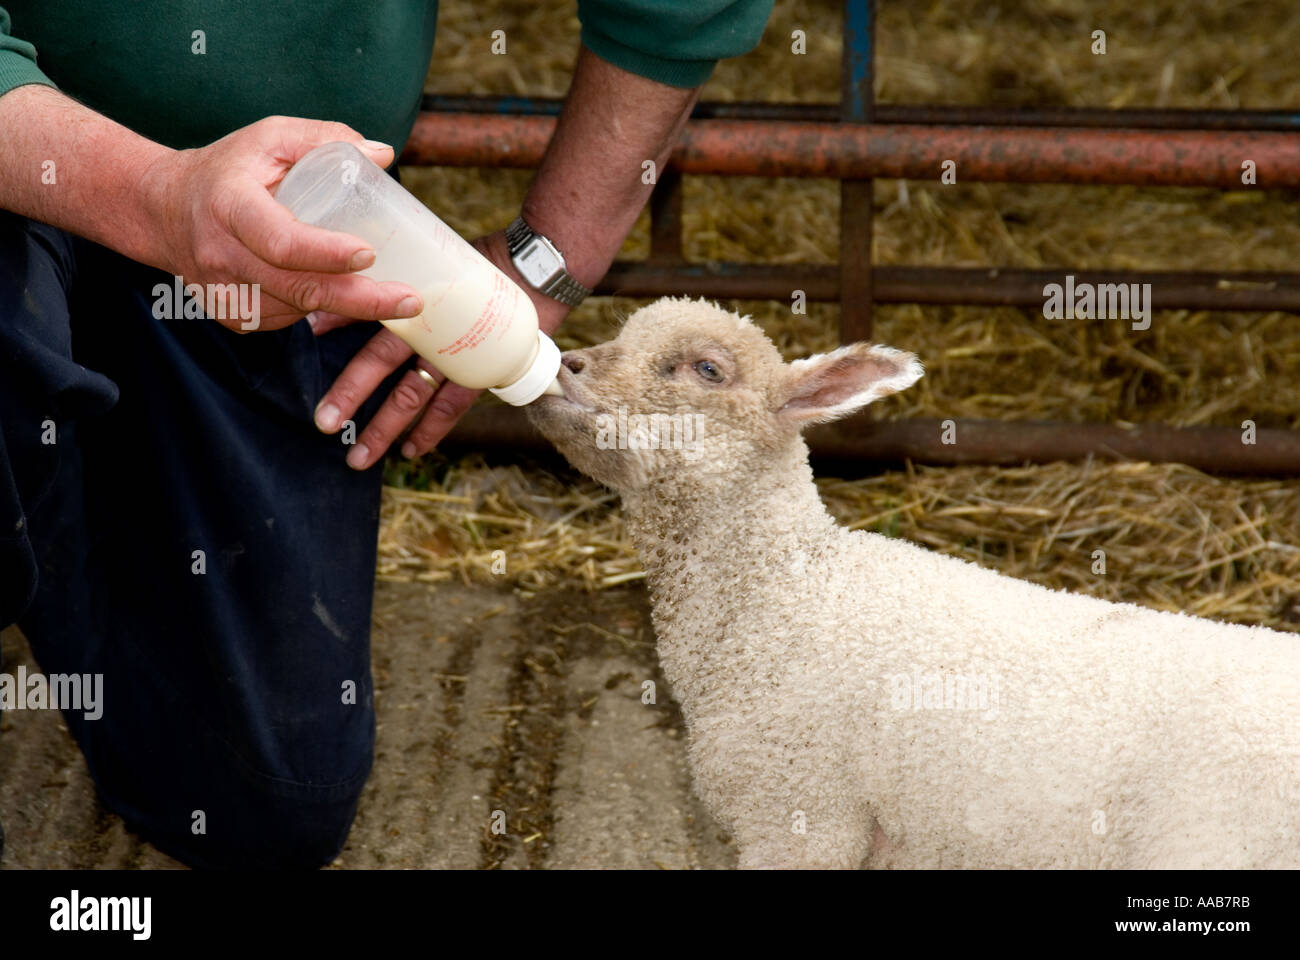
[274,141,562,405]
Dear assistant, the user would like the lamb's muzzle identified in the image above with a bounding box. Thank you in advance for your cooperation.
[528,295,1300,870]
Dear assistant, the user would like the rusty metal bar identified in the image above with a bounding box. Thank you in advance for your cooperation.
[401,114,1300,188]
[839,0,875,342]
[802,418,1298,473]
[596,263,1300,312]
[422,94,1300,132]
[648,166,684,263]
[441,406,1300,475]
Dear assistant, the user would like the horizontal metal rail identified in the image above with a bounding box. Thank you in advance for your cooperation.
[402,113,1300,188]
[597,264,1300,313]
[441,407,1299,476]
[423,94,1300,132]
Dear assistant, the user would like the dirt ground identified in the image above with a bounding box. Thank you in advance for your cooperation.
[0,581,735,870]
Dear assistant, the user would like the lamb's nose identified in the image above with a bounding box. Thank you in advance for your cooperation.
[562,354,586,374]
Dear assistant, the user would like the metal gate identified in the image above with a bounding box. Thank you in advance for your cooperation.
[405,1,1300,473]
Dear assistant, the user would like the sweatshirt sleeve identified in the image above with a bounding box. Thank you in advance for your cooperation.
[0,6,55,99]
[577,0,774,88]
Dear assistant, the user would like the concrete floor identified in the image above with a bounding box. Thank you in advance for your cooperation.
[0,581,735,869]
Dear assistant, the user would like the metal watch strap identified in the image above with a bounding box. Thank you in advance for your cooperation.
[536,270,592,307]
[505,216,593,307]
[504,215,533,257]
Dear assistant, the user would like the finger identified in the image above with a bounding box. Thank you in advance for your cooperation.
[190,283,338,334]
[306,310,366,335]
[346,366,443,470]
[228,185,377,274]
[399,381,482,458]
[313,327,414,433]
[242,252,421,324]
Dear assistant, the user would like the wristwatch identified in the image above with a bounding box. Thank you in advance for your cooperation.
[505,216,592,307]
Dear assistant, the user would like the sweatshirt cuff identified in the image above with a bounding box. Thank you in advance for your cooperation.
[0,51,55,101]
[580,24,716,89]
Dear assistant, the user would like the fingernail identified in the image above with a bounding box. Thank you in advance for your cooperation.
[306,310,321,330]
[396,295,421,317]
[348,248,375,271]
[401,442,416,458]
[361,140,392,152]
[315,401,340,432]
[346,443,370,470]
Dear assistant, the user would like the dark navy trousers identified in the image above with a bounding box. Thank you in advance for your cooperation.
[0,210,406,868]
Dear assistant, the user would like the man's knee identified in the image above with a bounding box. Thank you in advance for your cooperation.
[188,781,369,870]
[104,746,373,870]
[62,653,376,870]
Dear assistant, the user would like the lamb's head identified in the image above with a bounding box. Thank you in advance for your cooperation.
[527,296,923,492]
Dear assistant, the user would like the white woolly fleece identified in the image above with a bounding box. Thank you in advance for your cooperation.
[626,453,1300,869]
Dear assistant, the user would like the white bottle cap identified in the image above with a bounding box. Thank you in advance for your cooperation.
[489,330,563,406]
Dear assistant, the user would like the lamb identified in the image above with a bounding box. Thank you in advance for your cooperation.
[527,296,1300,869]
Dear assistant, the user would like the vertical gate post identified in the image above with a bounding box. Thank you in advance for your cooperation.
[839,0,876,343]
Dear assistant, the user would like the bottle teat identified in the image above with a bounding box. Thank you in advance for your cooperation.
[488,330,563,405]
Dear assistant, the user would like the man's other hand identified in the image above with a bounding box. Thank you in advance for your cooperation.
[309,231,569,471]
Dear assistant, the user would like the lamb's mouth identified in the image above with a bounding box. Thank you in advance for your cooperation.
[537,381,600,415]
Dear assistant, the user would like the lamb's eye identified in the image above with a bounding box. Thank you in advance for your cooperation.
[694,359,724,383]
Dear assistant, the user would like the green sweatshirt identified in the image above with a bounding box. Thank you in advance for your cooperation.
[0,1,772,151]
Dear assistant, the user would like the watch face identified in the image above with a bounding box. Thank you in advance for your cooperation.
[516,239,562,287]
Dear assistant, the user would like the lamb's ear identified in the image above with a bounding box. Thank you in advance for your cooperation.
[776,343,923,426]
